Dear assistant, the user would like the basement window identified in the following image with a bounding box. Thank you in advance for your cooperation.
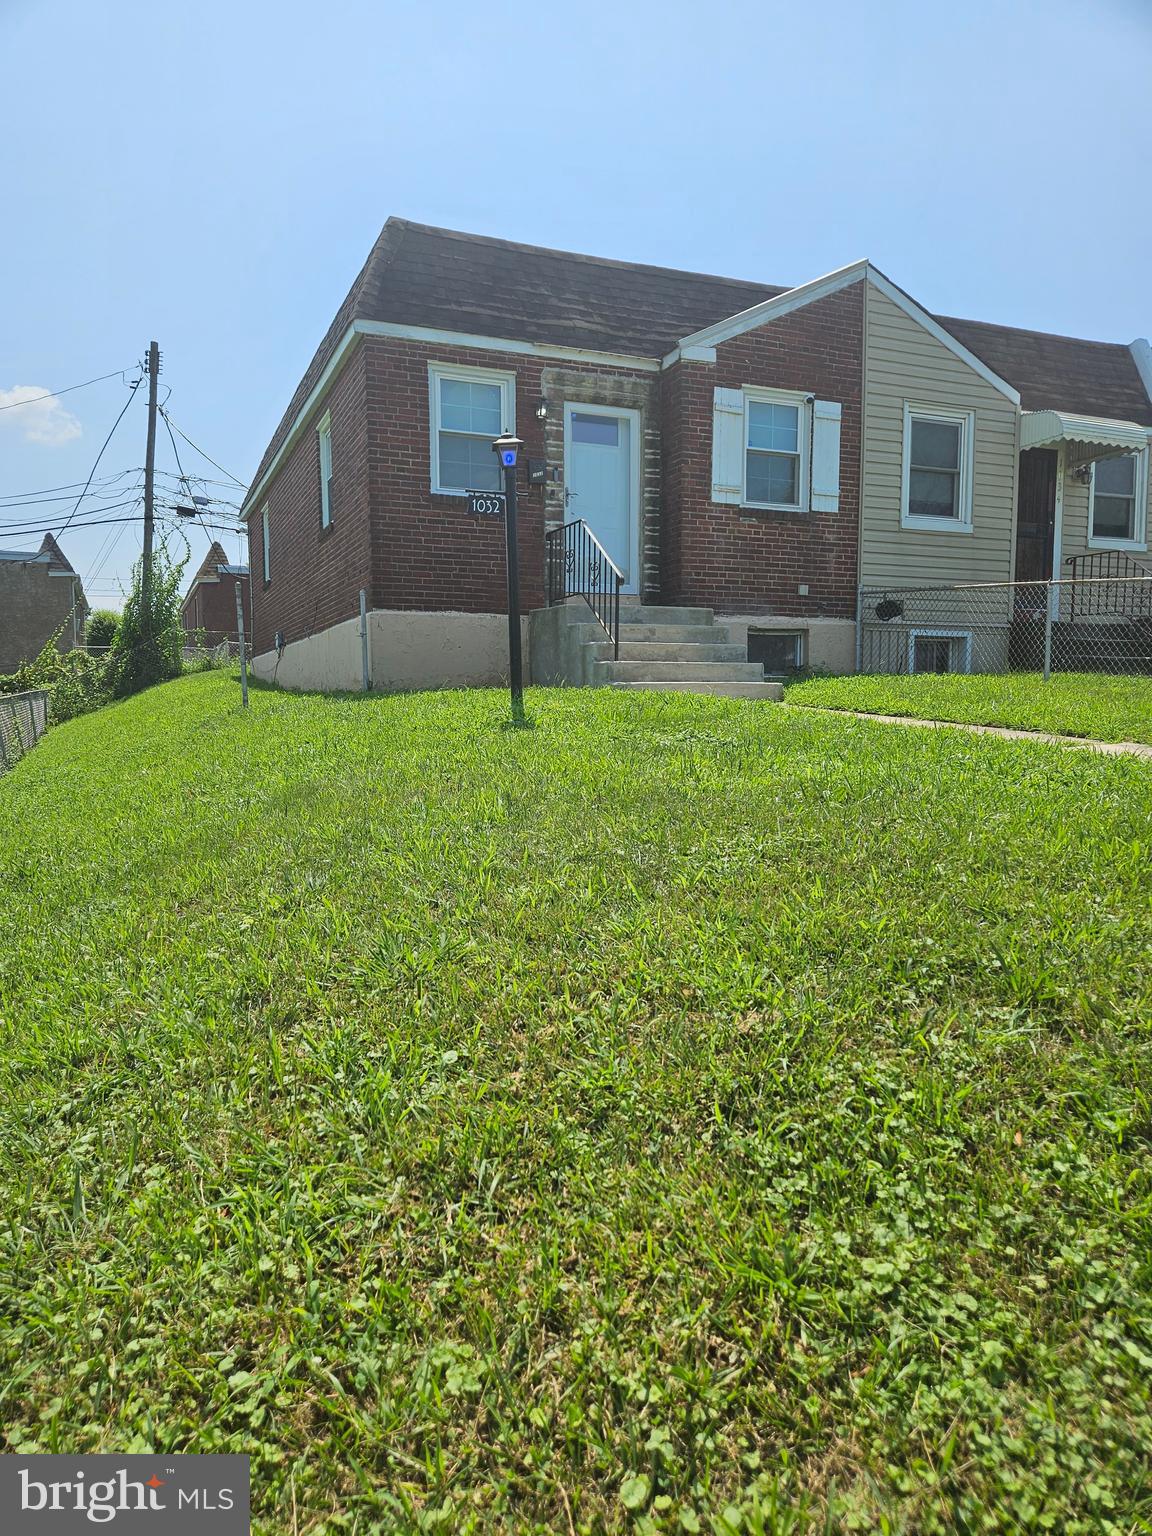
[748,629,804,675]
[909,630,972,674]
[429,363,516,495]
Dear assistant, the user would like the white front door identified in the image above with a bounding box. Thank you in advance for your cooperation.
[563,403,640,593]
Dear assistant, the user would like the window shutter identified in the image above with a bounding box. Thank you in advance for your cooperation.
[810,400,842,512]
[711,387,745,504]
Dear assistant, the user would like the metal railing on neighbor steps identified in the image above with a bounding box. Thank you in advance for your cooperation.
[545,519,624,659]
[1064,549,1152,620]
[856,574,1152,680]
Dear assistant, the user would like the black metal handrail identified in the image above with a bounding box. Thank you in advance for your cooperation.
[1065,550,1152,620]
[544,519,624,659]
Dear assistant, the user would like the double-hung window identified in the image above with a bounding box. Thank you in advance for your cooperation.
[429,364,515,494]
[744,392,807,511]
[1090,451,1146,547]
[318,412,333,528]
[901,405,974,530]
[261,505,271,585]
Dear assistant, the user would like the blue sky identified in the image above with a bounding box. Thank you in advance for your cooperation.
[2,0,1149,608]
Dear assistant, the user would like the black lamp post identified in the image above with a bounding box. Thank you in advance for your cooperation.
[493,429,525,721]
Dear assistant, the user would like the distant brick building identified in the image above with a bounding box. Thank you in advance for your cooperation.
[0,533,87,673]
[180,541,251,647]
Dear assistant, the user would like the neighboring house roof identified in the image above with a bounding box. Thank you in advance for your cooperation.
[249,218,1152,499]
[0,534,80,572]
[182,542,249,612]
[938,317,1152,426]
[187,541,232,589]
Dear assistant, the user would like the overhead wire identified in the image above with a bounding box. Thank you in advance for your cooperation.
[159,409,247,489]
[58,373,145,536]
[0,369,135,413]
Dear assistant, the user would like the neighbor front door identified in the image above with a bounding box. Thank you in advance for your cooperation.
[1016,448,1058,583]
[563,404,639,593]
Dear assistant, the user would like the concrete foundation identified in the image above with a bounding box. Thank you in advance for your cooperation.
[251,609,527,693]
[718,614,857,675]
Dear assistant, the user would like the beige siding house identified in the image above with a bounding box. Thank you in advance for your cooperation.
[861,283,1020,590]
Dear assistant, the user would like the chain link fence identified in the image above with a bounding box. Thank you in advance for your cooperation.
[0,689,49,774]
[857,576,1152,678]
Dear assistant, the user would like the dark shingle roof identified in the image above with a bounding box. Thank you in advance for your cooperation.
[938,316,1152,426]
[248,220,1151,496]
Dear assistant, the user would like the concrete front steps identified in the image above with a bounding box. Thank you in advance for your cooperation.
[589,604,782,700]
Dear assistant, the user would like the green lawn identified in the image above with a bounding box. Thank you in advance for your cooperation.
[786,671,1152,745]
[2,672,1151,1535]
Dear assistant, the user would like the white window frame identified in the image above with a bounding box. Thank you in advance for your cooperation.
[1087,448,1148,551]
[318,411,333,529]
[908,629,973,674]
[742,387,810,512]
[428,362,516,497]
[900,404,975,533]
[261,505,271,584]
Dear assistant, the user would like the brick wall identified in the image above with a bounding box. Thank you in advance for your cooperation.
[249,288,864,655]
[181,573,251,645]
[362,337,661,615]
[660,282,864,617]
[0,564,85,672]
[248,346,371,657]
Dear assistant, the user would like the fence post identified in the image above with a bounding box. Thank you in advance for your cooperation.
[234,580,249,709]
[1042,580,1053,683]
[854,586,864,674]
[359,589,370,693]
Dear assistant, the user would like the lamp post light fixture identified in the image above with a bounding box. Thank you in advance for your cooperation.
[493,431,527,722]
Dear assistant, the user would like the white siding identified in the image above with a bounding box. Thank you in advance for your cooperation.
[862,285,1020,588]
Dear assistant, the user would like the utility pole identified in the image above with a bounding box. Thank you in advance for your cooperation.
[141,340,160,643]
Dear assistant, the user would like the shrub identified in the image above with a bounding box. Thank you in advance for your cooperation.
[85,609,120,652]
[109,539,188,698]
[0,630,112,723]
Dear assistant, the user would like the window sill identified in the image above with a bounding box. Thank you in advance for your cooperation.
[739,502,808,516]
[900,515,974,534]
[1086,537,1147,552]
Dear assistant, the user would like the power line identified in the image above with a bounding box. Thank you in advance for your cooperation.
[0,470,137,504]
[0,494,146,526]
[159,409,246,489]
[0,509,146,540]
[0,368,135,413]
[58,376,144,537]
[85,472,144,587]
[0,481,140,512]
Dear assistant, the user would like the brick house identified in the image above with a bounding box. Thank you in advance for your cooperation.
[0,533,87,673]
[180,541,251,647]
[241,220,1152,692]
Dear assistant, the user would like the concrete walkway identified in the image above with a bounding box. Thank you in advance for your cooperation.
[787,704,1152,760]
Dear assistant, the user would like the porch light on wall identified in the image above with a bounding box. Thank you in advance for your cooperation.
[535,398,549,422]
